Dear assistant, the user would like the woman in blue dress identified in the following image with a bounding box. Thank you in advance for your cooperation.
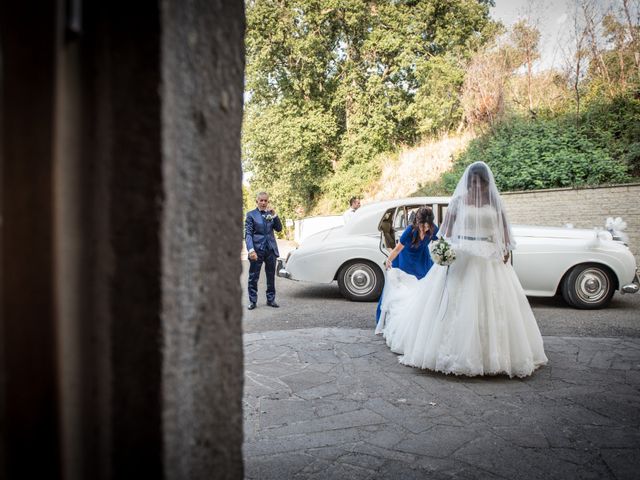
[375,206,438,329]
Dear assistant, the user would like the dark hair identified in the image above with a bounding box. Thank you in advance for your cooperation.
[466,163,490,186]
[349,196,359,207]
[410,206,435,247]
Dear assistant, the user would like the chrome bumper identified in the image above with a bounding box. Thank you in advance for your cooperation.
[277,258,291,279]
[621,271,639,294]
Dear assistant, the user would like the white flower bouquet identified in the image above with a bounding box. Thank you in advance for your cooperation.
[429,238,456,266]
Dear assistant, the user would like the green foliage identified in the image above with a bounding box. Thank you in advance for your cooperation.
[412,54,466,135]
[242,183,252,213]
[244,0,497,217]
[411,179,451,197]
[449,117,631,192]
[508,19,540,68]
[243,100,338,216]
[582,10,640,99]
[246,1,640,210]
[414,85,639,197]
[322,154,383,212]
[579,89,640,176]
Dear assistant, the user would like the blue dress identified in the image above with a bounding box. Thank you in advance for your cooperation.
[376,224,439,322]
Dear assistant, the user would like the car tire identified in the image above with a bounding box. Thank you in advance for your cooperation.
[337,260,384,302]
[561,263,615,309]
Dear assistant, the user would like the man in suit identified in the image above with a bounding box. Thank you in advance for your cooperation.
[245,191,283,310]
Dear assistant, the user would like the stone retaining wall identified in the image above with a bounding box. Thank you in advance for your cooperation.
[502,183,640,264]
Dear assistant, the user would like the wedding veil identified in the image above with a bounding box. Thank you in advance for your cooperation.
[440,162,515,260]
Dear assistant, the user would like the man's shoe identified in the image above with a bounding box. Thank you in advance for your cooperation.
[248,302,257,310]
[267,301,280,308]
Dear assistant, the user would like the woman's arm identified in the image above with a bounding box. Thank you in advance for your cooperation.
[385,243,405,269]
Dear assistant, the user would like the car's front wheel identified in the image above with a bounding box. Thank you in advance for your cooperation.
[561,263,616,309]
[337,260,384,302]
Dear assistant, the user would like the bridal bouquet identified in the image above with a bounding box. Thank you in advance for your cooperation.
[429,238,456,266]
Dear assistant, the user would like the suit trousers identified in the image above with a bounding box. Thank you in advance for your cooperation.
[248,248,277,304]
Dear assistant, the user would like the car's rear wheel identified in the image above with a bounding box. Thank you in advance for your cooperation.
[337,260,384,302]
[561,263,615,309]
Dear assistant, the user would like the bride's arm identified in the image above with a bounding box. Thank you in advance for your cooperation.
[442,198,459,238]
[501,210,513,263]
[444,214,456,237]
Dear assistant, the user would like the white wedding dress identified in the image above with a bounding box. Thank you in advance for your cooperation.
[379,204,548,378]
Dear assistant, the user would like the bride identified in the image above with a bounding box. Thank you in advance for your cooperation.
[379,162,548,378]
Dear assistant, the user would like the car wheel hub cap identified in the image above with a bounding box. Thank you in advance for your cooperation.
[353,272,368,287]
[345,264,376,295]
[584,278,599,293]
[576,269,608,303]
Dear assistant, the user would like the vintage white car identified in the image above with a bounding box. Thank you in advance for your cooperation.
[278,197,639,309]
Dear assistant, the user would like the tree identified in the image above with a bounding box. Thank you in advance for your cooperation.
[574,0,640,97]
[460,44,509,128]
[244,0,498,218]
[562,1,589,126]
[509,19,540,116]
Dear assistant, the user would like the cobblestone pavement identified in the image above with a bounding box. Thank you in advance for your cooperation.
[243,328,640,479]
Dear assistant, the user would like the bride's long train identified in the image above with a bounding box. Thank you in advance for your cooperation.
[377,251,548,378]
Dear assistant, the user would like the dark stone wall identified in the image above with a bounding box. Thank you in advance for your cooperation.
[51,3,168,478]
[92,1,165,477]
[0,1,61,478]
[160,1,246,478]
[0,0,245,478]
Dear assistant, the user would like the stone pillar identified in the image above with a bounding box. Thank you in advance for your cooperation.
[160,1,245,477]
[0,0,245,478]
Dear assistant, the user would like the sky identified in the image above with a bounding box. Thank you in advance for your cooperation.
[491,0,577,72]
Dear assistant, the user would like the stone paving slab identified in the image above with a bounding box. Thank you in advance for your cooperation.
[243,328,640,479]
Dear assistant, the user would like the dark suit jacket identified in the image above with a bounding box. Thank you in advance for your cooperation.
[245,208,283,256]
